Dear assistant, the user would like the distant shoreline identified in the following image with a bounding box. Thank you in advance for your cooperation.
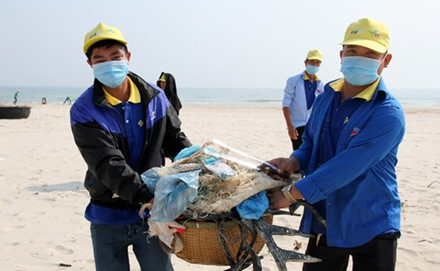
[2,103,437,112]
[1,86,439,108]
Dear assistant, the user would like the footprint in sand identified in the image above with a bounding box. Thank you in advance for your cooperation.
[5,242,20,246]
[55,245,74,255]
[0,198,12,207]
[1,224,25,232]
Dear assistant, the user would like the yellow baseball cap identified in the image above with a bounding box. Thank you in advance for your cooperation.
[342,17,389,53]
[83,23,127,53]
[306,49,323,61]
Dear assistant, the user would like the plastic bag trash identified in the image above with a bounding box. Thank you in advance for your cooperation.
[148,220,186,253]
[140,167,161,194]
[202,156,236,181]
[150,170,201,222]
[174,144,201,161]
[236,191,269,220]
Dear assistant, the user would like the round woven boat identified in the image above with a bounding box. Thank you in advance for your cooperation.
[175,215,273,266]
[0,105,31,119]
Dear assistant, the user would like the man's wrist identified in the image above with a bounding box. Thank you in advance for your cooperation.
[287,126,296,133]
[282,185,297,203]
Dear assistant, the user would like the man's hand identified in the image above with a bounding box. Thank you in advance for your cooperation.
[282,107,297,140]
[268,190,292,209]
[146,198,154,210]
[288,125,299,140]
[265,157,299,176]
[138,198,155,219]
[269,185,304,210]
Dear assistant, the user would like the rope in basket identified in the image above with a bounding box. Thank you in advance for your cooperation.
[175,215,273,266]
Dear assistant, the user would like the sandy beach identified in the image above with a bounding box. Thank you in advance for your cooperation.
[0,104,439,271]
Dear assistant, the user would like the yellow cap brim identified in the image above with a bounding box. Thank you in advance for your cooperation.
[342,39,388,54]
[83,37,127,54]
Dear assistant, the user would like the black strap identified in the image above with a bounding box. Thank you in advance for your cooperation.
[217,218,262,271]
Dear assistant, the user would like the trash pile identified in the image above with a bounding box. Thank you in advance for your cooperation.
[140,140,323,271]
[140,139,286,251]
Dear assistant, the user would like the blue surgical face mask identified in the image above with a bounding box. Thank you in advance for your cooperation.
[92,60,128,88]
[340,56,381,86]
[306,65,319,75]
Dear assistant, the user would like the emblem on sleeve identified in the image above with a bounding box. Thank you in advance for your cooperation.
[350,127,360,136]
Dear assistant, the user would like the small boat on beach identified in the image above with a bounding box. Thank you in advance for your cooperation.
[0,105,31,119]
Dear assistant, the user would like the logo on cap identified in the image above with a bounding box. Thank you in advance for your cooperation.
[342,17,389,53]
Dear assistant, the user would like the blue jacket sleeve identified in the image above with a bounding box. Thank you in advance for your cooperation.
[282,77,295,108]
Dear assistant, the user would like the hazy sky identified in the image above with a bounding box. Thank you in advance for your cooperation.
[1,0,439,89]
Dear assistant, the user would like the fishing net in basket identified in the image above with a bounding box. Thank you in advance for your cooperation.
[145,140,286,265]
[157,141,285,217]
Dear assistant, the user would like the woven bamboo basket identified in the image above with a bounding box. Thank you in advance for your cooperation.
[175,215,273,266]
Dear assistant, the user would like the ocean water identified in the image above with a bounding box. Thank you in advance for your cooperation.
[0,86,439,108]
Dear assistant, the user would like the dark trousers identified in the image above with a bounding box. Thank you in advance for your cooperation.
[290,126,306,150]
[303,233,398,271]
[90,221,173,271]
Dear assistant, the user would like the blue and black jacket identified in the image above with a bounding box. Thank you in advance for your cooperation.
[70,72,191,210]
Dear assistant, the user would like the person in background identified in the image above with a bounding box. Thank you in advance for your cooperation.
[157,73,167,90]
[268,18,404,271]
[63,96,72,105]
[70,22,191,271]
[41,96,47,104]
[282,50,324,150]
[13,89,20,105]
[157,72,182,115]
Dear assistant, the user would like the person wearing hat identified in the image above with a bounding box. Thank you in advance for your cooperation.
[157,72,167,90]
[282,49,324,151]
[157,72,183,115]
[267,18,404,270]
[63,96,72,105]
[70,23,191,271]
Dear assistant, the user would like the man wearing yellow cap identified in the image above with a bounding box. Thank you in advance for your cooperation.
[282,49,324,151]
[267,18,404,270]
[70,23,191,271]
